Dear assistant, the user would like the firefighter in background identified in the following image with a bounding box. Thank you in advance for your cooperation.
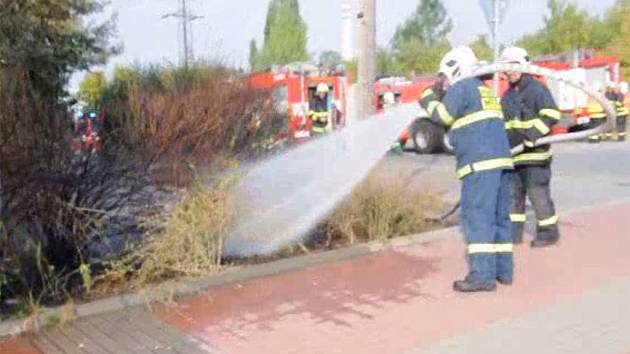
[586,82,608,143]
[420,46,514,292]
[308,83,331,136]
[605,83,628,142]
[500,47,562,248]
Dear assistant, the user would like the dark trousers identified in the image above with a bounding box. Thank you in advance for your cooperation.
[618,115,627,141]
[510,165,559,243]
[461,169,513,282]
[588,118,606,142]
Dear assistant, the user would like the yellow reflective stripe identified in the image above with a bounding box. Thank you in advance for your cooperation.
[427,101,440,115]
[457,158,514,179]
[513,151,552,163]
[619,132,627,136]
[510,214,526,223]
[468,244,496,254]
[539,108,561,120]
[494,243,514,253]
[312,126,327,133]
[505,119,550,135]
[468,243,514,254]
[620,107,629,115]
[421,89,434,99]
[451,110,503,131]
[435,102,454,126]
[538,215,559,227]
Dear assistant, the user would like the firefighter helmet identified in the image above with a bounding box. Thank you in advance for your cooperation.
[316,83,330,93]
[439,46,479,83]
[500,46,530,65]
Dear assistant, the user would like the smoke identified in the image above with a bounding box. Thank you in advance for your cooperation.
[224,104,422,257]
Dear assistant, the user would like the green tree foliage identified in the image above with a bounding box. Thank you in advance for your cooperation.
[469,34,493,62]
[319,50,343,67]
[249,0,308,70]
[392,0,453,49]
[79,71,107,108]
[516,0,611,56]
[388,0,452,76]
[249,39,259,71]
[606,0,630,68]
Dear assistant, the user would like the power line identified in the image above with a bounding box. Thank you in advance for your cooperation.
[162,0,203,67]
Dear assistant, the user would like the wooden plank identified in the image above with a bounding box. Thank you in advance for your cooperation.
[88,314,153,354]
[130,309,208,354]
[39,328,84,354]
[100,310,165,351]
[72,320,128,354]
[60,324,110,354]
[33,332,65,354]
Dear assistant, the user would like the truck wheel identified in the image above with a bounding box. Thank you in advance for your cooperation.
[411,119,442,154]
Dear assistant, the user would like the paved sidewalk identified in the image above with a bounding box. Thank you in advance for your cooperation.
[3,202,629,354]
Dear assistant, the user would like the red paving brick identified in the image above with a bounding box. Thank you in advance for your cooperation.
[0,336,41,354]
[157,202,630,354]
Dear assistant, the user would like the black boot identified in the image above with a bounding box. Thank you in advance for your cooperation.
[453,276,496,292]
[531,238,559,248]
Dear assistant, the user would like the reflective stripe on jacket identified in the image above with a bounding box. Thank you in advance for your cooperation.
[420,78,512,179]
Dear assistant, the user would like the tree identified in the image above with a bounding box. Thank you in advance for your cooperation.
[0,0,117,302]
[249,39,259,71]
[389,0,452,75]
[515,0,611,56]
[391,0,453,50]
[469,35,493,62]
[605,0,630,68]
[79,71,108,108]
[250,0,308,70]
[319,50,343,67]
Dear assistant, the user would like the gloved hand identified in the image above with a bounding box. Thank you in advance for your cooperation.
[432,77,447,101]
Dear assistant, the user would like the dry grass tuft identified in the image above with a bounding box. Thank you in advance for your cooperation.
[327,177,447,245]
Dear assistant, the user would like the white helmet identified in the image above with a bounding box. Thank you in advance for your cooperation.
[383,91,395,106]
[500,46,530,65]
[439,46,479,83]
[316,83,330,93]
[620,81,629,95]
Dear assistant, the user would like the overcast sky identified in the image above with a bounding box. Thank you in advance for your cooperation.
[73,0,615,87]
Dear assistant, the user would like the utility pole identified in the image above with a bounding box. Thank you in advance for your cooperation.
[162,0,203,67]
[357,0,376,121]
[492,0,500,92]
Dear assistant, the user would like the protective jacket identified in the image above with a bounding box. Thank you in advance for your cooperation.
[420,77,513,179]
[309,97,329,134]
[502,74,561,166]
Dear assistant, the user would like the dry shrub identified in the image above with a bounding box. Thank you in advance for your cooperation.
[327,178,446,245]
[105,179,235,286]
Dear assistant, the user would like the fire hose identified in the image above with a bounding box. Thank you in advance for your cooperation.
[424,62,617,223]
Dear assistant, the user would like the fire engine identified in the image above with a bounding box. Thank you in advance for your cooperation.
[248,63,350,143]
[533,51,621,133]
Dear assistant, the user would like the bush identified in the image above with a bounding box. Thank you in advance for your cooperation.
[133,179,235,282]
[327,177,447,245]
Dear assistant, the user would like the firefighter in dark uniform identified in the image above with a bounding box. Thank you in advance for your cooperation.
[421,46,514,292]
[500,47,561,248]
[308,83,331,136]
[587,83,608,143]
[605,85,629,142]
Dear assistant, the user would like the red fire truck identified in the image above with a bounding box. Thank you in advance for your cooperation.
[248,63,350,143]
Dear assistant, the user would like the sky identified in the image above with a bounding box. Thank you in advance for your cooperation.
[73,0,616,87]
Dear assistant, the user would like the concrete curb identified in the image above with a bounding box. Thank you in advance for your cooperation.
[2,198,629,338]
